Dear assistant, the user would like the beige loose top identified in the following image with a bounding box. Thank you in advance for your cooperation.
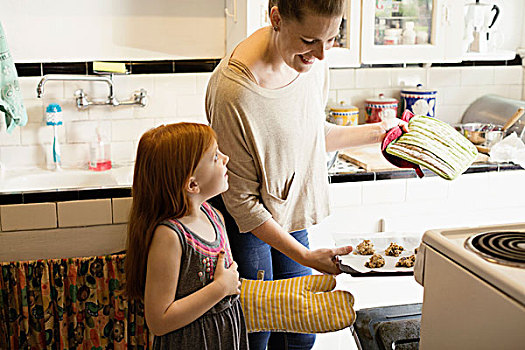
[206,57,333,233]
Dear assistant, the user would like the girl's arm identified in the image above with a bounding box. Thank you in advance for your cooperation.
[144,225,240,336]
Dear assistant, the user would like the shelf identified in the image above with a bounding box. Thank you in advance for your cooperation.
[462,50,517,61]
[375,16,431,20]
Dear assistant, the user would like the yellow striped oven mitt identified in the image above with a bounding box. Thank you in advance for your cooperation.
[240,275,355,333]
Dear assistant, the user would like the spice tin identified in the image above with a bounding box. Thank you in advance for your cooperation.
[365,94,398,123]
[400,84,437,117]
[328,102,359,126]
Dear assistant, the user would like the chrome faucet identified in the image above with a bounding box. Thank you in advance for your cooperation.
[36,74,147,109]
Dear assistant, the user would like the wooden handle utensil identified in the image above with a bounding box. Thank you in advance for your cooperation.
[502,107,525,132]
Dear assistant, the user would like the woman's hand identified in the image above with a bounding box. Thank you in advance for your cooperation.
[379,116,409,134]
[214,251,241,296]
[303,245,353,275]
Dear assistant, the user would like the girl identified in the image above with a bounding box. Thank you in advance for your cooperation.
[125,122,248,349]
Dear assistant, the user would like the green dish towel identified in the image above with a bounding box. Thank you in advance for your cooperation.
[0,22,27,134]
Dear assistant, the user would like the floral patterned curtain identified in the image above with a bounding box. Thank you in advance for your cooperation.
[0,253,153,349]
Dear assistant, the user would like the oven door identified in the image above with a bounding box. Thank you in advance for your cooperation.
[418,245,525,350]
[352,303,421,350]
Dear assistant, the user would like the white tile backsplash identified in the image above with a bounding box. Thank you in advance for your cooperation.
[328,182,362,208]
[0,145,47,168]
[24,99,45,124]
[508,85,524,100]
[19,77,42,100]
[362,179,407,205]
[0,123,21,146]
[112,75,155,99]
[20,123,66,146]
[54,99,90,121]
[494,66,524,85]
[57,143,90,168]
[390,67,427,88]
[460,67,495,86]
[434,104,467,125]
[175,94,206,117]
[336,88,375,109]
[447,172,491,210]
[66,120,111,143]
[2,65,523,170]
[329,68,355,90]
[405,176,450,202]
[196,73,213,94]
[427,67,461,88]
[111,141,136,164]
[110,119,139,142]
[355,68,392,89]
[440,86,482,106]
[154,74,197,98]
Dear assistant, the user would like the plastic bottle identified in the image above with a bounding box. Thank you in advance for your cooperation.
[375,19,386,45]
[402,21,416,45]
[45,103,63,170]
[89,126,112,171]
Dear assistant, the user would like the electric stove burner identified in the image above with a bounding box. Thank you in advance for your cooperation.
[465,231,525,268]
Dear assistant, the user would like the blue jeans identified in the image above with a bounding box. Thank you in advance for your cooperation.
[209,196,316,350]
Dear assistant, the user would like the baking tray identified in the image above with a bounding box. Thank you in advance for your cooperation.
[334,233,422,277]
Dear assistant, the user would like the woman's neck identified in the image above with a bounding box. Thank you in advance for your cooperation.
[234,27,298,89]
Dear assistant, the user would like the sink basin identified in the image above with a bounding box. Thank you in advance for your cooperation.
[0,167,134,193]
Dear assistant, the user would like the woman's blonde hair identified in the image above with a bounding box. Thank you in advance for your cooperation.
[125,122,216,300]
[268,0,345,22]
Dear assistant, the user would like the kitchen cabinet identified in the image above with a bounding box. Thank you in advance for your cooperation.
[225,0,271,54]
[2,0,225,62]
[227,0,464,67]
[360,0,463,64]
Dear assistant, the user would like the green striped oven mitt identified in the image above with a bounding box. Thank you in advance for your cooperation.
[0,22,27,134]
[381,110,478,180]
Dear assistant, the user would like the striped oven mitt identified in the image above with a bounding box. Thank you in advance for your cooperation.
[240,275,355,334]
[382,110,478,180]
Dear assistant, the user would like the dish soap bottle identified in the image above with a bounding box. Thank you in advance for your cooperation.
[89,126,112,171]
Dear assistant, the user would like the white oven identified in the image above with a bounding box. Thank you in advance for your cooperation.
[414,223,525,350]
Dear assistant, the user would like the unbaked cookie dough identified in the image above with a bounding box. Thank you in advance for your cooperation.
[365,254,385,268]
[356,239,375,255]
[396,255,416,268]
[385,242,404,257]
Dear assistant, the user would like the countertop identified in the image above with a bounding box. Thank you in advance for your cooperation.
[0,160,522,205]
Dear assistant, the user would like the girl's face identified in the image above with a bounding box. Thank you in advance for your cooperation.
[192,141,229,199]
[275,10,341,73]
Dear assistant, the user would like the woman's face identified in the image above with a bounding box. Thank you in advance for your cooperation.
[275,9,342,73]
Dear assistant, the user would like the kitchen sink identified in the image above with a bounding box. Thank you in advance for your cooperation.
[0,166,134,192]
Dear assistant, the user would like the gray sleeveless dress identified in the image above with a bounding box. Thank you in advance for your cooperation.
[152,202,249,350]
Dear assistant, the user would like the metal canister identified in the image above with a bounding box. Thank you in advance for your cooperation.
[400,84,438,117]
[364,94,398,123]
[328,102,359,126]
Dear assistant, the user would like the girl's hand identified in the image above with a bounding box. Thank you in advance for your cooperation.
[214,251,241,296]
[304,246,353,275]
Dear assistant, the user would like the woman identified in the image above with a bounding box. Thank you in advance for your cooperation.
[206,1,406,349]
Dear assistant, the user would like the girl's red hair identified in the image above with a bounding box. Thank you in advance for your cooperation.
[125,122,216,300]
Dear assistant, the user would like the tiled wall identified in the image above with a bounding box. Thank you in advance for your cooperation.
[0,197,132,262]
[0,197,131,231]
[0,65,523,170]
[328,65,524,125]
